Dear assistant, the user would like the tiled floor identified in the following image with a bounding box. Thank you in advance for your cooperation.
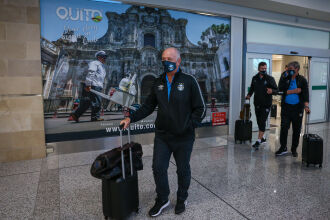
[1,122,330,220]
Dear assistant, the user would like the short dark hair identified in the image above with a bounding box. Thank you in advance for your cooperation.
[258,62,267,69]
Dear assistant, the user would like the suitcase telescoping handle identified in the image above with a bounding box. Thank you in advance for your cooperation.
[305,111,311,134]
[119,123,134,179]
[244,98,250,121]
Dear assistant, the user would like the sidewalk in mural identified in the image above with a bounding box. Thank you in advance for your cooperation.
[44,108,226,134]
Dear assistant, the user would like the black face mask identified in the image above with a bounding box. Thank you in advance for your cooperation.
[289,70,295,76]
[162,61,177,73]
[260,71,267,75]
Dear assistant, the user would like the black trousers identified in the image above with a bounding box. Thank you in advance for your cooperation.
[255,105,270,132]
[73,84,102,120]
[152,134,194,201]
[280,103,304,150]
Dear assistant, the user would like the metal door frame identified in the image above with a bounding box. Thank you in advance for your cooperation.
[308,57,330,123]
[246,42,330,123]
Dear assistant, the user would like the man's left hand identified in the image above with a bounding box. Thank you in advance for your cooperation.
[304,106,311,114]
[266,88,272,94]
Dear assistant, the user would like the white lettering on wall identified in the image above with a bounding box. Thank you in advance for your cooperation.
[56,6,102,22]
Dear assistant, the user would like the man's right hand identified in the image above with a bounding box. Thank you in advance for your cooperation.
[120,117,131,129]
[245,95,250,100]
[286,88,301,95]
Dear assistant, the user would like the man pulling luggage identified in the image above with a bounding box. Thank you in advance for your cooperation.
[276,61,310,157]
[120,47,205,217]
[246,62,278,149]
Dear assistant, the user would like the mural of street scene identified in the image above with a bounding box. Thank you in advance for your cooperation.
[40,0,230,142]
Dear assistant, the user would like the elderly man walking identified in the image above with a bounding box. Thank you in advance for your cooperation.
[276,61,310,157]
[120,47,205,217]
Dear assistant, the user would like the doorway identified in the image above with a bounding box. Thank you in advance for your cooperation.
[141,75,156,103]
[245,53,329,131]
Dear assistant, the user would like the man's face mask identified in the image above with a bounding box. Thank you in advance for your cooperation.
[289,69,295,76]
[162,60,177,73]
[260,70,267,75]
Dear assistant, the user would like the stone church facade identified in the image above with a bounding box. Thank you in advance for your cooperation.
[43,6,228,111]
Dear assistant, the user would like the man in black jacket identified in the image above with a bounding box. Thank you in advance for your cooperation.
[246,62,278,149]
[276,61,310,157]
[120,47,205,217]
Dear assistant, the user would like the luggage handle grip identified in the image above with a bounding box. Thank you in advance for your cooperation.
[243,96,250,121]
[119,123,125,130]
[119,123,134,179]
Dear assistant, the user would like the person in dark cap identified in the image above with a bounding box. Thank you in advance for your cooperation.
[70,50,107,122]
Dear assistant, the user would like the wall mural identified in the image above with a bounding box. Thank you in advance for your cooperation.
[40,0,231,142]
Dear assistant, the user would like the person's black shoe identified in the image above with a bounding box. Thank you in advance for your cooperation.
[275,147,288,156]
[175,200,187,215]
[252,141,260,150]
[291,148,298,157]
[70,114,79,122]
[260,137,267,144]
[291,151,298,157]
[148,198,170,217]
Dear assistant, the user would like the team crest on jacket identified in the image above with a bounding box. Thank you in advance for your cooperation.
[158,85,164,91]
[177,83,184,91]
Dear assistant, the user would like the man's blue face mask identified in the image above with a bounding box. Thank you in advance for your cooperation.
[162,60,177,73]
[289,70,295,76]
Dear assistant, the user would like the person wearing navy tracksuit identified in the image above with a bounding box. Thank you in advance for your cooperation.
[246,62,278,149]
[120,47,205,217]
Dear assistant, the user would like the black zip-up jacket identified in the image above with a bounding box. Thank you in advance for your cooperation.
[129,69,206,138]
[247,73,278,107]
[278,73,309,110]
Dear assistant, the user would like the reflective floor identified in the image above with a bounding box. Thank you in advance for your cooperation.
[0,122,329,220]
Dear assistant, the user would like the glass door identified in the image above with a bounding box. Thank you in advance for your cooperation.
[245,53,273,131]
[308,57,329,123]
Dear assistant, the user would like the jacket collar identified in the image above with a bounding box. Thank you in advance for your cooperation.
[161,68,182,83]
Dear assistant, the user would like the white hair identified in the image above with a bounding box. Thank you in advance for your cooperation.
[165,47,181,61]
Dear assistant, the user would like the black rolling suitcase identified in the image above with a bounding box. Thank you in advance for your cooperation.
[271,104,277,118]
[235,100,252,144]
[302,114,323,168]
[102,125,139,220]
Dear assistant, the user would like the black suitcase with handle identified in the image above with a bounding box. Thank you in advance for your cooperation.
[102,125,139,220]
[235,100,252,144]
[302,114,323,168]
[235,120,252,144]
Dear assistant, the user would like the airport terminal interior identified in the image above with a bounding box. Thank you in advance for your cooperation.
[1,0,330,219]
